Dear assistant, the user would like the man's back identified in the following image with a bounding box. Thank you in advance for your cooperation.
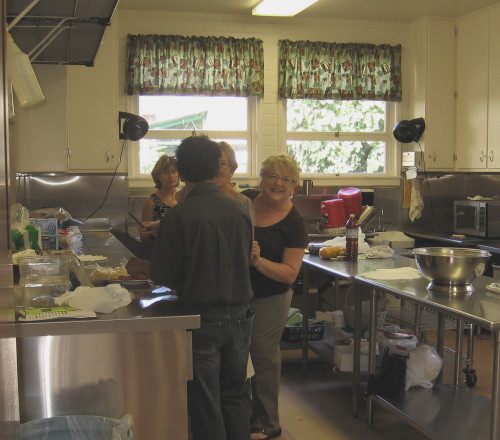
[151,182,253,311]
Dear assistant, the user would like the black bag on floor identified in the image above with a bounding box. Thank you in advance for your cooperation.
[367,349,408,398]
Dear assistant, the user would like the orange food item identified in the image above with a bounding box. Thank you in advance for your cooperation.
[319,246,347,259]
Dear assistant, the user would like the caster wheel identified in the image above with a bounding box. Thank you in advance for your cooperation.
[463,368,477,388]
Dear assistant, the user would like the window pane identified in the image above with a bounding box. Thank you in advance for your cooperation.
[288,140,385,174]
[139,138,249,174]
[140,96,248,130]
[139,139,180,174]
[287,99,386,133]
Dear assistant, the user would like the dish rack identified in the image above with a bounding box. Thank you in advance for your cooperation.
[385,305,477,387]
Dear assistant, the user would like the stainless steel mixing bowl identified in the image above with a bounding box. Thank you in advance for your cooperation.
[412,247,492,295]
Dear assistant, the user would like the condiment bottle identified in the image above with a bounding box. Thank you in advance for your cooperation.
[345,213,358,261]
[6,33,45,108]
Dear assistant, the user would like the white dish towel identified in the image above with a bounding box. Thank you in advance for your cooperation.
[409,178,424,222]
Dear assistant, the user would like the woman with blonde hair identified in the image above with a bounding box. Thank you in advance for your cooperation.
[242,154,308,440]
[140,155,179,242]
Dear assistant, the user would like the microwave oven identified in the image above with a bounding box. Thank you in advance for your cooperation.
[454,200,500,238]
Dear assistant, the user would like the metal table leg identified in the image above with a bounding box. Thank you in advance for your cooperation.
[454,319,464,386]
[435,312,445,384]
[301,265,310,376]
[352,283,363,418]
[366,287,378,424]
[491,330,500,440]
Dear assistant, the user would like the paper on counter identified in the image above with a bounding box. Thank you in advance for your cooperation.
[55,284,132,313]
[360,267,422,280]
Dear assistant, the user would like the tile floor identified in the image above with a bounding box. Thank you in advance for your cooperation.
[276,329,493,440]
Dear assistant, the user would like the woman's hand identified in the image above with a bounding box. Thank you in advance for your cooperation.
[138,220,160,243]
[251,240,262,267]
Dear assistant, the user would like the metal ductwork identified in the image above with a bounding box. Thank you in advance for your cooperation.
[6,0,119,66]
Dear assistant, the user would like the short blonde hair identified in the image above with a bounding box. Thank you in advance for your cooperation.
[259,154,300,186]
[218,141,238,171]
[151,155,179,189]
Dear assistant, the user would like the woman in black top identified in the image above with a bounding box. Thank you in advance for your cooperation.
[140,155,179,242]
[242,154,308,440]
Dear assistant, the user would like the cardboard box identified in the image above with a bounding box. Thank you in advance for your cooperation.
[334,344,369,372]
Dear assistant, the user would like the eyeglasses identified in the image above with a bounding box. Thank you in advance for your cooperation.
[265,174,295,185]
[219,161,231,169]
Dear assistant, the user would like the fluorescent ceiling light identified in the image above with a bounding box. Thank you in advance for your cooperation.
[252,0,319,16]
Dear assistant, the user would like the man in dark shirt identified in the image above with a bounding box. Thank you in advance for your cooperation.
[151,135,254,440]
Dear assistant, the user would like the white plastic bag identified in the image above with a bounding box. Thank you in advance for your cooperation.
[405,344,443,390]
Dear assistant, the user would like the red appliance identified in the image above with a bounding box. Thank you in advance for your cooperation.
[321,199,346,228]
[337,187,362,216]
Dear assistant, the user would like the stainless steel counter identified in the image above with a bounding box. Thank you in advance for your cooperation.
[16,232,199,440]
[301,253,500,440]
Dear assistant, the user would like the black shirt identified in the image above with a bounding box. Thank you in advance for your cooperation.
[151,183,254,312]
[242,189,308,298]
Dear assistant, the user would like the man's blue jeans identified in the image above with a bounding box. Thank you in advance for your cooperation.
[188,305,253,440]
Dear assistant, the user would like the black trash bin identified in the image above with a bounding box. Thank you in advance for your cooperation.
[21,415,133,440]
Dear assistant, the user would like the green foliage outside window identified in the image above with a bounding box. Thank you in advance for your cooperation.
[286,99,387,174]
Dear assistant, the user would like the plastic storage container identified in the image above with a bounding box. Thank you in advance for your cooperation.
[20,415,133,440]
[18,255,70,308]
[6,33,45,108]
[337,187,362,216]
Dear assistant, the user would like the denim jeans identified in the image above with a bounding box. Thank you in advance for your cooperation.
[188,305,253,440]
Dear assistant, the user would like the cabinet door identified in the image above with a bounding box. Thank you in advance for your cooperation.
[455,11,489,170]
[488,7,500,169]
[66,27,119,171]
[426,19,455,170]
[11,66,68,173]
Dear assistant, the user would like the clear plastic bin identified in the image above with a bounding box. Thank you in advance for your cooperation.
[20,415,133,440]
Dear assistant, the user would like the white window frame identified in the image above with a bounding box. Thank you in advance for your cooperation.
[278,100,401,186]
[127,95,257,187]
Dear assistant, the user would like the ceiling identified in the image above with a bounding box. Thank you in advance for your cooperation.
[117,0,500,23]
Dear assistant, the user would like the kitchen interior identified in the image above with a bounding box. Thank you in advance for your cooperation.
[3,0,500,439]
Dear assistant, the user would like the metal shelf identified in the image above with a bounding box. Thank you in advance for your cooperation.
[369,385,491,439]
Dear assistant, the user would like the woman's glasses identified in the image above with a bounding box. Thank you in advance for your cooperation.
[219,161,231,169]
[265,174,295,185]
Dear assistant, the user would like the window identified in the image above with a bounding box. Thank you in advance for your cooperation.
[132,95,253,176]
[285,99,394,176]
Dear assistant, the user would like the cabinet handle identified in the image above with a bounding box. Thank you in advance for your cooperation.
[489,150,494,163]
[66,147,72,167]
[106,150,110,162]
[479,151,486,162]
[432,152,436,162]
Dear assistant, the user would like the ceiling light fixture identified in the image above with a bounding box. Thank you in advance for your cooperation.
[252,0,319,17]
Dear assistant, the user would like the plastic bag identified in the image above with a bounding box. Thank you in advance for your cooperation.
[405,343,443,390]
[377,327,418,356]
[10,203,41,252]
[30,207,72,222]
[365,245,394,259]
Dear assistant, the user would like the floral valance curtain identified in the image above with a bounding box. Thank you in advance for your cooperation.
[125,34,264,97]
[278,40,402,101]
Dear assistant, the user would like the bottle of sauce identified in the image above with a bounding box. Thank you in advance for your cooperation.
[345,214,358,261]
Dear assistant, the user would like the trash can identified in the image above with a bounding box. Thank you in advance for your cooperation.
[21,415,133,440]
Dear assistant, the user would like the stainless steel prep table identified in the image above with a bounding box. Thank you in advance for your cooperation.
[301,253,416,416]
[355,274,500,440]
[16,232,200,440]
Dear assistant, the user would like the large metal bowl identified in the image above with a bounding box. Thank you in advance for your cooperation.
[412,247,491,295]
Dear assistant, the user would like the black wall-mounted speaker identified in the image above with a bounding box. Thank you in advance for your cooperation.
[393,117,425,143]
[119,111,149,141]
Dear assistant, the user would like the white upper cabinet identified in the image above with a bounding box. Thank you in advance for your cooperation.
[408,17,455,170]
[11,24,120,174]
[455,6,500,170]
[66,24,119,172]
